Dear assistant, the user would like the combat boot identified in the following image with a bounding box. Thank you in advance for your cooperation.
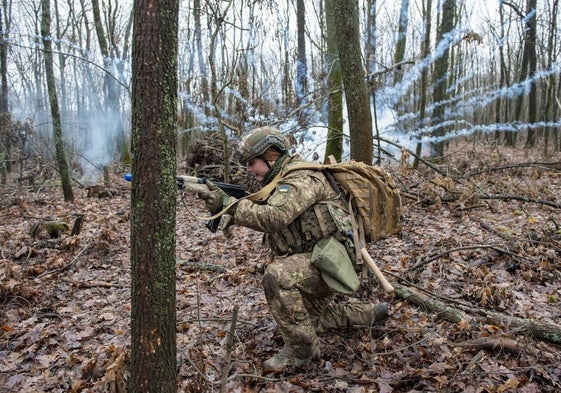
[347,302,389,327]
[263,343,320,371]
[369,302,389,325]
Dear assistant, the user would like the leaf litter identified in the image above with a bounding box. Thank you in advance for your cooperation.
[1,142,560,392]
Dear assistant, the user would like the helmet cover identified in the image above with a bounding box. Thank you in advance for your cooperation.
[237,126,288,164]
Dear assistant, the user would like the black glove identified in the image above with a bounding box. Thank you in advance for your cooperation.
[197,179,229,214]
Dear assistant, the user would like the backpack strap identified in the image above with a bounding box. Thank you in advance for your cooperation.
[246,161,324,202]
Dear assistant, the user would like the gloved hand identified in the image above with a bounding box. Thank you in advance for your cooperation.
[197,179,229,214]
[219,214,234,239]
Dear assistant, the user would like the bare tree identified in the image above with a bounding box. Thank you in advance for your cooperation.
[393,0,410,85]
[520,0,538,147]
[334,0,373,163]
[41,0,74,201]
[543,0,559,153]
[430,0,456,161]
[296,0,308,126]
[0,0,10,183]
[91,0,128,160]
[324,0,343,162]
[413,0,432,169]
[129,0,179,390]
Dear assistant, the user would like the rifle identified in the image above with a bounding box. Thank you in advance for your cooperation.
[124,173,247,232]
[176,175,247,232]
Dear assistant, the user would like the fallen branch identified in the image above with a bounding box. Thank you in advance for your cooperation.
[480,193,560,209]
[462,162,561,178]
[73,281,127,289]
[219,304,239,393]
[34,244,90,280]
[393,284,468,323]
[453,336,537,356]
[392,283,561,345]
[479,220,517,241]
[406,244,508,273]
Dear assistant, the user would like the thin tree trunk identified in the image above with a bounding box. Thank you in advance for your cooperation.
[0,1,10,183]
[393,0,409,85]
[296,0,308,127]
[413,0,432,169]
[92,0,127,161]
[130,0,178,390]
[495,1,509,143]
[543,0,558,155]
[193,0,209,111]
[41,0,74,202]
[334,0,373,163]
[429,0,456,161]
[523,0,538,148]
[324,0,343,162]
[208,2,233,182]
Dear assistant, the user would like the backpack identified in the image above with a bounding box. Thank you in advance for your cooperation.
[250,156,403,243]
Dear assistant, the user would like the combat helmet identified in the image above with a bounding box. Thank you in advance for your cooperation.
[237,126,288,164]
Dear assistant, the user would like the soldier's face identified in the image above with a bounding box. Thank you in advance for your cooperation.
[246,158,271,183]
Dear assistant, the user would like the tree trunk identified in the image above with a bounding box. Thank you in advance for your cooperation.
[495,1,510,143]
[365,0,381,164]
[40,0,74,202]
[130,0,178,390]
[92,0,128,162]
[522,0,538,148]
[393,0,409,85]
[193,0,210,111]
[413,0,432,169]
[429,0,456,161]
[296,0,308,127]
[334,0,373,164]
[208,2,234,183]
[542,0,557,155]
[324,0,343,162]
[0,2,9,184]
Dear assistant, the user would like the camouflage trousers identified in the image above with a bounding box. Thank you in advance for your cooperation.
[263,252,374,357]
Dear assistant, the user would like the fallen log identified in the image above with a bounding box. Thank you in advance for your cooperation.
[393,283,561,345]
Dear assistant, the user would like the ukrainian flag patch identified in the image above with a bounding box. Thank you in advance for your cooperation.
[279,185,290,193]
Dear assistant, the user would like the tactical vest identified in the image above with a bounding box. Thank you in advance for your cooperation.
[262,171,354,257]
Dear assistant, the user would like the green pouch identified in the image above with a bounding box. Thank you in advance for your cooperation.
[312,236,360,294]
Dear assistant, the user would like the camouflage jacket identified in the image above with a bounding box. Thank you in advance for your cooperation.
[234,155,352,256]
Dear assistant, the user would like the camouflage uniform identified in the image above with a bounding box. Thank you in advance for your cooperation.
[233,155,377,359]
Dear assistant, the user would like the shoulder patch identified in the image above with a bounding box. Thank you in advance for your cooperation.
[278,184,290,193]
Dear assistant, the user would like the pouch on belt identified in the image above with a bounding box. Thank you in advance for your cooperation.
[311,236,360,294]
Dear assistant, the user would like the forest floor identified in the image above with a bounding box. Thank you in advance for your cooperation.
[1,139,561,392]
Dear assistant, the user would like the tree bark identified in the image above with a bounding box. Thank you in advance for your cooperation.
[296,0,308,127]
[413,0,432,169]
[521,0,538,148]
[0,2,9,183]
[130,0,179,390]
[40,0,74,202]
[324,0,343,162]
[429,0,456,161]
[91,0,128,161]
[393,0,409,85]
[334,0,373,164]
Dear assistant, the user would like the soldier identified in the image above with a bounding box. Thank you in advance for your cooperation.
[197,126,388,371]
